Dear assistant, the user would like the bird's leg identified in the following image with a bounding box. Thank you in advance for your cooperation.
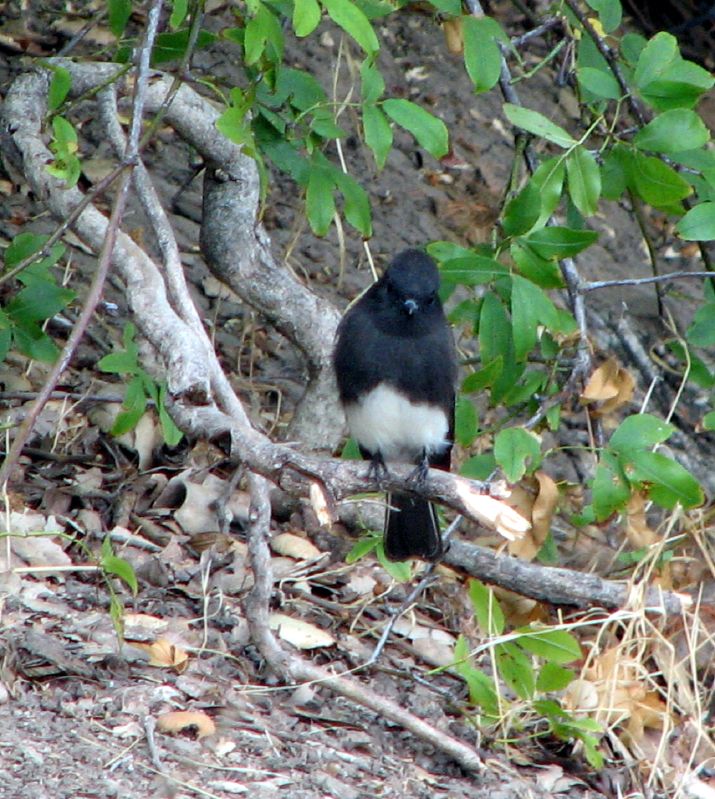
[407,449,430,486]
[367,452,388,486]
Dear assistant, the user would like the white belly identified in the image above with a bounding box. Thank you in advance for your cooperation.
[344,383,449,464]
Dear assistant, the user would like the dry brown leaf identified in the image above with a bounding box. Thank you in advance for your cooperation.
[270,532,322,561]
[156,710,216,739]
[443,18,463,54]
[531,471,559,545]
[269,613,335,649]
[454,479,530,541]
[133,637,189,670]
[580,357,634,415]
[309,480,333,527]
[625,492,658,549]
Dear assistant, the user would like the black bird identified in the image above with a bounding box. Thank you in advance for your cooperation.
[333,249,457,561]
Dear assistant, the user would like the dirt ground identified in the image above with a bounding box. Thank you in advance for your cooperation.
[0,1,713,797]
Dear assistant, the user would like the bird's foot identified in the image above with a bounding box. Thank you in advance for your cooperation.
[367,454,388,486]
[407,452,430,487]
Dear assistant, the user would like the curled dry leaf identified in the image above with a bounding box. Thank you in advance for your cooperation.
[580,357,635,415]
[269,613,335,649]
[271,532,322,561]
[443,18,464,55]
[455,478,530,541]
[133,637,189,671]
[625,492,658,549]
[156,710,216,739]
[309,480,333,527]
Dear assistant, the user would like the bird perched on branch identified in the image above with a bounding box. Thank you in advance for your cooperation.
[333,248,457,561]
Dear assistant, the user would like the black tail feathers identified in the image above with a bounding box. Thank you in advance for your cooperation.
[384,492,443,561]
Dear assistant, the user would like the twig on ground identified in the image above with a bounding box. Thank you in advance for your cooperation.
[365,515,463,666]
[244,472,484,772]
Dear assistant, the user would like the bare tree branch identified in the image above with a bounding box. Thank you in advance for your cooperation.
[244,472,484,773]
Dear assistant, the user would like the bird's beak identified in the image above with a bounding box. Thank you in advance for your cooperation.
[403,298,419,315]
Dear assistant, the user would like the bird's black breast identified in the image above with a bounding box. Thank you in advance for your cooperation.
[333,295,456,412]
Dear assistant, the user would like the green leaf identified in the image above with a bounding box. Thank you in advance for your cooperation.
[478,292,511,366]
[101,539,139,595]
[306,167,336,235]
[577,66,621,100]
[510,242,564,289]
[565,147,601,217]
[703,410,715,431]
[524,226,598,259]
[453,635,500,714]
[536,662,575,692]
[12,325,59,362]
[510,275,559,361]
[628,450,704,509]
[459,452,496,480]
[502,182,542,237]
[462,15,505,93]
[461,358,504,393]
[515,627,582,664]
[52,116,77,149]
[634,110,710,154]
[440,255,506,286]
[244,5,284,64]
[111,376,148,435]
[600,146,628,200]
[468,579,504,635]
[322,0,379,54]
[425,0,462,14]
[503,103,576,148]
[592,462,630,521]
[630,151,693,208]
[107,0,132,37]
[346,534,379,562]
[383,98,449,159]
[609,413,674,455]
[293,0,322,36]
[585,0,622,32]
[376,542,413,580]
[151,29,216,65]
[633,32,678,89]
[333,170,372,236]
[362,103,392,169]
[276,67,326,110]
[455,396,478,446]
[360,60,385,103]
[6,281,74,325]
[494,427,541,482]
[216,105,256,153]
[5,234,65,276]
[48,67,71,111]
[158,384,183,447]
[97,350,141,374]
[169,0,189,29]
[687,304,715,346]
[496,642,535,699]
[676,202,715,241]
[530,157,566,227]
[621,32,647,65]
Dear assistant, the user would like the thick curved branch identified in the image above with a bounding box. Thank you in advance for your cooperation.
[48,58,344,451]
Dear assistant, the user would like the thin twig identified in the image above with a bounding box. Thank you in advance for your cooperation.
[365,515,463,666]
[0,1,163,493]
[582,270,715,292]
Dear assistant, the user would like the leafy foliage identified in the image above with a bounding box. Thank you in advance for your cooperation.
[98,323,184,446]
